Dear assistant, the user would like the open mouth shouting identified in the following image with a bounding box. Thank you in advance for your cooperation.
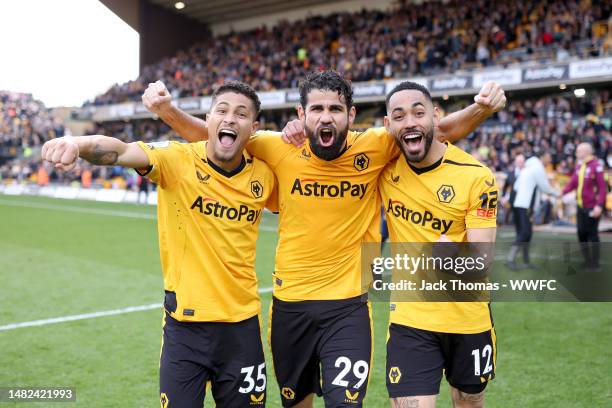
[317,126,337,148]
[400,128,425,155]
[218,128,238,149]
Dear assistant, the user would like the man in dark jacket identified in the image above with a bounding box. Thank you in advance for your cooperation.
[563,142,607,270]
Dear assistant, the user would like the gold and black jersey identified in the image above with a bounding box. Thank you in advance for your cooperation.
[379,143,498,334]
[136,141,276,323]
[247,128,399,301]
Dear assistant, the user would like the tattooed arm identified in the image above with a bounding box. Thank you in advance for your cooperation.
[41,135,149,171]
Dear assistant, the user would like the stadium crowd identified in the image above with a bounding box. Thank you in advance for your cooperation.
[89,0,611,105]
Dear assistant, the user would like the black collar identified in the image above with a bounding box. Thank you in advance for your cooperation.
[205,156,246,178]
[407,155,444,175]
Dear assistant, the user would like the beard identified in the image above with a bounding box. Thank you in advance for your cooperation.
[305,124,349,161]
[398,125,435,164]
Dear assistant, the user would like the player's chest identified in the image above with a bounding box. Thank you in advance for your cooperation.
[276,149,380,205]
[177,166,266,226]
[382,175,469,232]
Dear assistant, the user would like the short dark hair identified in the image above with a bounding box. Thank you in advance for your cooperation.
[299,70,353,109]
[212,81,261,117]
[385,81,432,108]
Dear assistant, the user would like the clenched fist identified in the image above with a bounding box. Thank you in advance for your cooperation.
[41,137,79,171]
[142,80,172,115]
[474,81,506,114]
[281,119,306,147]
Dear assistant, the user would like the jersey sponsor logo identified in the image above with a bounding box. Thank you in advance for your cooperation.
[251,180,263,199]
[386,199,453,234]
[196,170,210,183]
[437,185,456,204]
[291,178,368,199]
[250,393,265,405]
[388,367,402,384]
[353,153,369,171]
[281,387,295,400]
[345,389,359,403]
[476,208,497,218]
[160,393,169,408]
[190,196,261,225]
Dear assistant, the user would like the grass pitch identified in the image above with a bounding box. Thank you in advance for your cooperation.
[0,194,610,407]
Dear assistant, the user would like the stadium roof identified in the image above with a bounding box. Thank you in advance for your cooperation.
[148,0,336,25]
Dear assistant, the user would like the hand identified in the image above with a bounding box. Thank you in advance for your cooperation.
[142,80,172,115]
[437,234,453,243]
[41,137,79,171]
[591,205,603,218]
[474,81,506,114]
[281,119,307,147]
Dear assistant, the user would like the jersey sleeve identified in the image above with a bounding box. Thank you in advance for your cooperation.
[364,127,400,162]
[135,141,189,189]
[466,167,499,229]
[246,131,293,169]
[265,173,279,213]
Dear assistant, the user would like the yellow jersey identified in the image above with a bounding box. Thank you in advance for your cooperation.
[137,141,276,322]
[247,128,398,301]
[379,143,498,333]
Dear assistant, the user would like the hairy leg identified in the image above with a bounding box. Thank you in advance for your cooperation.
[391,395,437,408]
[450,386,485,408]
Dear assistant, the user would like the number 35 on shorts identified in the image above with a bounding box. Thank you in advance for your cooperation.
[239,362,266,395]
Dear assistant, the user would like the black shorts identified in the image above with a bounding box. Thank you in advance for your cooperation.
[386,323,496,398]
[270,295,372,407]
[159,312,266,408]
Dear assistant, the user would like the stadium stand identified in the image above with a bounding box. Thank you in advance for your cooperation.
[87,0,612,105]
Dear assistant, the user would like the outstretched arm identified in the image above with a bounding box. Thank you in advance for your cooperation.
[41,136,149,171]
[142,80,208,143]
[437,81,506,143]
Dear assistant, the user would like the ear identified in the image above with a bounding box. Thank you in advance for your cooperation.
[251,120,259,135]
[383,115,391,133]
[348,106,356,127]
[297,104,305,122]
[205,113,210,122]
[433,106,441,127]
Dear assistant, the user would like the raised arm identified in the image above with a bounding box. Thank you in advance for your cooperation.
[142,80,208,143]
[437,81,506,143]
[41,135,149,171]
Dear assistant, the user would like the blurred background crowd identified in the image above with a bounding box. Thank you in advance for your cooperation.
[1,0,611,225]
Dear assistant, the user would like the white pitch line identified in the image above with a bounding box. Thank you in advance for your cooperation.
[0,287,274,332]
[0,198,277,232]
[0,198,157,219]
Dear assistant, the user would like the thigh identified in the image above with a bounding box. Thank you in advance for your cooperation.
[211,316,267,408]
[386,324,444,398]
[445,328,497,390]
[318,302,372,407]
[270,301,320,407]
[159,313,209,408]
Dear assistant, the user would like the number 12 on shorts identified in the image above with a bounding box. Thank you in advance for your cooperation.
[471,345,493,376]
[239,363,266,393]
[331,357,369,388]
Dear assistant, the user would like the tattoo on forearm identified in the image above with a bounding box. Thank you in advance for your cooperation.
[392,398,420,408]
[87,144,119,165]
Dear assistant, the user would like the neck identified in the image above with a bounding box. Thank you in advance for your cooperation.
[410,140,447,168]
[206,143,244,173]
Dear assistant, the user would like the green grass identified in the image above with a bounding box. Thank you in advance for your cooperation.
[0,194,610,407]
